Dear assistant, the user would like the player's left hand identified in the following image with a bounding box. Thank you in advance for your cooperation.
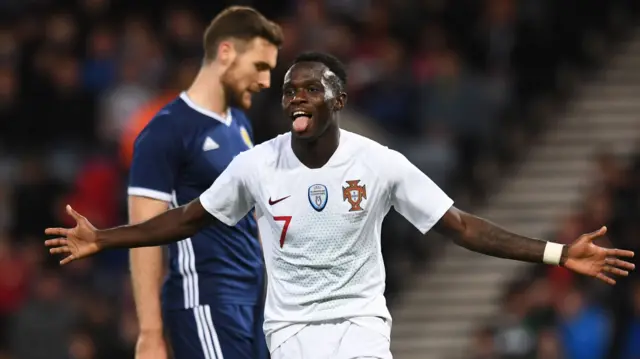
[564,226,635,285]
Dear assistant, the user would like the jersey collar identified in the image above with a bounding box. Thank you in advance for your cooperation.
[180,91,232,126]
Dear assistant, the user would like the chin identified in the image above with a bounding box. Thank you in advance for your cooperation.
[291,128,318,141]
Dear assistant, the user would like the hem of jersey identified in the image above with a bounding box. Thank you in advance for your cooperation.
[162,298,260,312]
[418,199,454,234]
[128,187,172,202]
[267,323,308,354]
[199,195,236,226]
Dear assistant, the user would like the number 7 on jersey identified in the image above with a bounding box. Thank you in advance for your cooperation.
[274,216,292,248]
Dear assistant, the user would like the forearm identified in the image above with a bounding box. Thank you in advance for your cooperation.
[130,247,165,332]
[440,210,568,265]
[98,200,212,249]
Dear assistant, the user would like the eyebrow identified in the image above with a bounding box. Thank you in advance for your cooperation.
[283,77,323,87]
[255,61,273,71]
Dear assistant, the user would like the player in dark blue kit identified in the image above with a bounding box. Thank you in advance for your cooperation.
[126,7,282,359]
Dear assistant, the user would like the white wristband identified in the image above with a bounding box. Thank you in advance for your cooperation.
[543,242,564,266]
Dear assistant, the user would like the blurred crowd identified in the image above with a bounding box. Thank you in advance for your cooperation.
[0,0,639,358]
[469,151,640,359]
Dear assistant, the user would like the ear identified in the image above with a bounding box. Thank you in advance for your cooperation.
[216,41,236,66]
[334,92,348,111]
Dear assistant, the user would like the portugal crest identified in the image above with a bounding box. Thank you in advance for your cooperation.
[308,184,328,212]
[342,180,367,212]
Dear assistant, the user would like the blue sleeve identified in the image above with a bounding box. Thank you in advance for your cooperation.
[127,115,181,203]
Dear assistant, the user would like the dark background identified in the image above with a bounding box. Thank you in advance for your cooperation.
[0,0,639,358]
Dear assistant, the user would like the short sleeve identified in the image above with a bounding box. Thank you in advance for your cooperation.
[386,149,454,234]
[199,151,256,226]
[127,116,181,203]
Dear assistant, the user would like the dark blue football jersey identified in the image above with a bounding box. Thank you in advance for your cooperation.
[128,92,263,310]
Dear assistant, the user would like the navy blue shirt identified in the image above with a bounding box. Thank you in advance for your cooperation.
[128,93,263,310]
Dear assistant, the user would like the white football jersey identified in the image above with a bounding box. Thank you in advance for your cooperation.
[199,130,454,351]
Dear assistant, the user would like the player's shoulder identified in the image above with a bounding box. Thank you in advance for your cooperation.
[143,96,188,130]
[241,132,290,161]
[341,129,396,159]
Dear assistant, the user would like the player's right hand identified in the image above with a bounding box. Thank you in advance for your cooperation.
[45,205,101,265]
[135,332,169,359]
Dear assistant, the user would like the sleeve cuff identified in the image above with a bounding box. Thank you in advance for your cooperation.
[128,187,173,202]
[417,199,454,235]
[199,193,236,227]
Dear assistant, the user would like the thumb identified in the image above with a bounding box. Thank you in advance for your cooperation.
[582,226,607,242]
[66,205,83,222]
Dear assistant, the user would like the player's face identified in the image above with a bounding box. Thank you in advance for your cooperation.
[220,37,278,110]
[282,63,346,140]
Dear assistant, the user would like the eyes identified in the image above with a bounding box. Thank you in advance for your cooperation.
[283,85,322,97]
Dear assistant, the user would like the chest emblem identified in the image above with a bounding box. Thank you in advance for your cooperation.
[202,136,219,151]
[308,184,328,212]
[240,126,254,149]
[342,180,367,212]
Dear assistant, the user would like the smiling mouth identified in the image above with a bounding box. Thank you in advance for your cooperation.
[291,111,312,132]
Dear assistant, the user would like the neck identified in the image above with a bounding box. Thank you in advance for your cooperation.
[185,65,228,116]
[291,122,340,169]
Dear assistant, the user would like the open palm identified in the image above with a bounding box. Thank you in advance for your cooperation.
[564,226,635,285]
[45,205,101,265]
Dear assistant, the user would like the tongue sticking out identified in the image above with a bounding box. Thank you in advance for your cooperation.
[293,116,310,132]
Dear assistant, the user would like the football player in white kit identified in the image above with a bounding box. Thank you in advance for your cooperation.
[45,52,635,359]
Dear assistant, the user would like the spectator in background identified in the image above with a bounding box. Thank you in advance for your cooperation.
[357,37,415,137]
[536,328,564,359]
[82,24,117,93]
[621,281,640,359]
[119,58,200,168]
[0,239,30,349]
[163,7,204,61]
[493,282,536,359]
[556,286,611,359]
[468,326,498,359]
[9,271,78,359]
[11,156,65,240]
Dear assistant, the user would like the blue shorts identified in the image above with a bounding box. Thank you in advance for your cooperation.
[164,304,269,359]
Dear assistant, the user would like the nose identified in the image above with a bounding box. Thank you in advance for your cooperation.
[257,71,271,89]
[290,90,308,105]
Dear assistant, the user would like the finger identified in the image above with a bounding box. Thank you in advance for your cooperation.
[60,255,76,266]
[49,246,71,255]
[603,265,628,277]
[607,248,635,258]
[66,205,83,221]
[44,238,68,247]
[45,228,69,236]
[595,272,616,285]
[583,226,607,242]
[605,257,636,270]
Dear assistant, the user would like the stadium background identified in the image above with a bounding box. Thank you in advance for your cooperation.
[0,0,639,358]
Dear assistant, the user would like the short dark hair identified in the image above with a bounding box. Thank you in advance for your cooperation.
[293,51,348,91]
[203,6,284,61]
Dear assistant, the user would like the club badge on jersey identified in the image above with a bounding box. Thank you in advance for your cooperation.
[308,184,328,212]
[342,180,367,212]
[240,126,254,149]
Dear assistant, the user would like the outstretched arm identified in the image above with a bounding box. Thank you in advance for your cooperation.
[46,152,256,265]
[383,148,634,285]
[433,207,565,264]
[46,199,216,265]
[98,199,215,249]
[433,207,634,284]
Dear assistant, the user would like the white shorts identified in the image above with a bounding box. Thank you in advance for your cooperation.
[271,319,392,359]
